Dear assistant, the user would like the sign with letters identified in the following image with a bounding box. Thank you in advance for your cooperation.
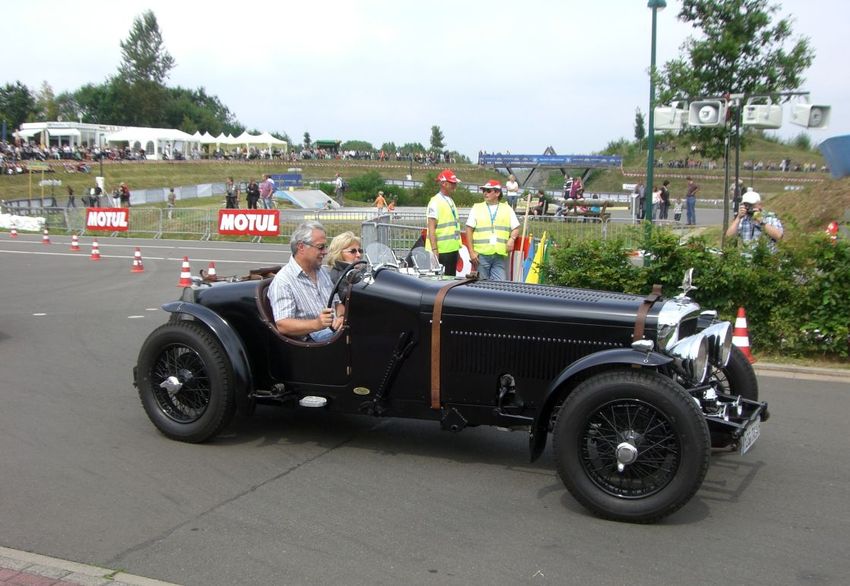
[86,208,129,231]
[478,154,622,168]
[218,209,280,236]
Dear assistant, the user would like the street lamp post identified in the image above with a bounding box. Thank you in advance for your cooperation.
[644,0,666,231]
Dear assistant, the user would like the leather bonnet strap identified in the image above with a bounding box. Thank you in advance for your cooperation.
[430,277,476,409]
[633,284,663,342]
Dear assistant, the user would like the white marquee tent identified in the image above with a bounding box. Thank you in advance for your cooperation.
[105,127,198,160]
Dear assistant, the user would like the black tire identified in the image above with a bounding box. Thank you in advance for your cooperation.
[709,345,759,401]
[136,320,236,443]
[553,369,711,524]
[708,345,759,448]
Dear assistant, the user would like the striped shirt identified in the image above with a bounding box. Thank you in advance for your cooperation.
[267,256,336,340]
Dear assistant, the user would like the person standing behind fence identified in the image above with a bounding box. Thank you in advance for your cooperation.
[259,174,275,209]
[246,179,260,209]
[659,180,670,220]
[374,190,387,215]
[167,188,176,219]
[225,177,238,209]
[119,182,131,207]
[65,185,76,208]
[334,173,345,206]
[685,177,699,225]
[425,169,462,276]
[465,180,519,280]
[505,174,520,209]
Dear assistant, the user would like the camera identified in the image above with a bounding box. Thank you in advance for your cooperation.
[743,203,754,215]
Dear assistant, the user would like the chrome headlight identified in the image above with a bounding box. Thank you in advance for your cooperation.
[668,333,709,383]
[701,321,732,368]
[656,298,702,350]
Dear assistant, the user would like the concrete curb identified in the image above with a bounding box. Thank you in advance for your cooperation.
[753,362,850,382]
[0,546,180,586]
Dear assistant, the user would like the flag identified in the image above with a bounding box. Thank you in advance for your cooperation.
[523,237,536,281]
[525,232,547,284]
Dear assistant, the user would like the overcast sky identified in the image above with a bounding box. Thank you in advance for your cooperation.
[5,1,847,158]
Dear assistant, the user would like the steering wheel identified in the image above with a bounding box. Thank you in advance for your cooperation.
[327,260,369,308]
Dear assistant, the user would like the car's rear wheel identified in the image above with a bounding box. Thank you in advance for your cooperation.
[136,320,235,443]
[553,369,710,524]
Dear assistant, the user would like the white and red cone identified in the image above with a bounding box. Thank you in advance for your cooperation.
[177,256,192,287]
[70,234,81,251]
[42,228,51,245]
[131,247,144,273]
[206,261,217,281]
[10,226,18,238]
[90,238,101,261]
[732,306,756,364]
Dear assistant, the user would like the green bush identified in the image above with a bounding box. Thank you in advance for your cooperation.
[546,228,850,359]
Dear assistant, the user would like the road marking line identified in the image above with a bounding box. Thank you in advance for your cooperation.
[0,249,278,264]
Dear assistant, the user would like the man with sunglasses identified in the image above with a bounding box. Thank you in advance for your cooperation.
[268,221,343,342]
[465,179,520,280]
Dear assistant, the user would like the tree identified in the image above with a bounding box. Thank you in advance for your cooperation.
[400,142,425,155]
[118,10,175,85]
[658,0,814,158]
[33,81,59,121]
[634,108,646,149]
[380,142,397,154]
[0,81,35,129]
[341,140,374,152]
[429,125,445,151]
[303,131,312,149]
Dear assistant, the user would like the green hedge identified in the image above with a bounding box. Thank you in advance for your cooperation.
[546,228,850,359]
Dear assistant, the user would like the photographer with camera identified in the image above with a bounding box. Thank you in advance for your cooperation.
[725,188,784,253]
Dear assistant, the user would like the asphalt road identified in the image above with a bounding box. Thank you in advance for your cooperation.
[1,235,849,586]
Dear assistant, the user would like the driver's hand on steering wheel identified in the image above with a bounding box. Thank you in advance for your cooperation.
[317,308,334,330]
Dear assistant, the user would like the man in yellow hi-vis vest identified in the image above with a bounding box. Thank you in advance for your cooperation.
[465,179,520,280]
[426,169,463,276]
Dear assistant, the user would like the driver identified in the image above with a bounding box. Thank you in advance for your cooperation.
[268,221,344,342]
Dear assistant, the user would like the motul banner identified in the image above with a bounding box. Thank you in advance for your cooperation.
[86,208,129,231]
[218,209,280,236]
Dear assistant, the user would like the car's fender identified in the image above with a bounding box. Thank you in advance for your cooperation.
[529,348,673,462]
[162,301,254,414]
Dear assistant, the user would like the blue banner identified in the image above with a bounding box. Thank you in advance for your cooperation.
[478,154,622,168]
[271,173,303,187]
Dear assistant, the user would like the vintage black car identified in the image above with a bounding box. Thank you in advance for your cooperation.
[134,254,767,524]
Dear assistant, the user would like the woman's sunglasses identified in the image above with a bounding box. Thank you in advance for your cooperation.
[343,247,364,254]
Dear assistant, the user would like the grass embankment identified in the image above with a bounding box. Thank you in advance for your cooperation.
[2,136,843,236]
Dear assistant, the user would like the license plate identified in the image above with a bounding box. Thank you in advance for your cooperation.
[738,419,761,455]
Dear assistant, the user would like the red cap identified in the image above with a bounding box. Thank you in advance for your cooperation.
[437,169,460,183]
[480,180,502,191]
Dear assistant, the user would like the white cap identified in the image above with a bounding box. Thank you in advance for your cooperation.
[742,191,761,205]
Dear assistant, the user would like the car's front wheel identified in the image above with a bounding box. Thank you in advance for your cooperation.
[136,320,235,443]
[553,369,710,523]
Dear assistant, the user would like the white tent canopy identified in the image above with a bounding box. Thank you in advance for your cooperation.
[105,127,198,160]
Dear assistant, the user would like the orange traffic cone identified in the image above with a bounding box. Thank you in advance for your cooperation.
[42,228,51,245]
[70,234,81,251]
[177,256,192,287]
[732,307,756,364]
[90,238,101,261]
[206,261,217,281]
[131,247,145,273]
[10,226,18,238]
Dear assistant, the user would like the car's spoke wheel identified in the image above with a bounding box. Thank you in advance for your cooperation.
[554,369,710,524]
[136,320,235,443]
[579,399,680,498]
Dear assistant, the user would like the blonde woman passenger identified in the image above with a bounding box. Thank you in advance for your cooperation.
[324,231,364,302]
